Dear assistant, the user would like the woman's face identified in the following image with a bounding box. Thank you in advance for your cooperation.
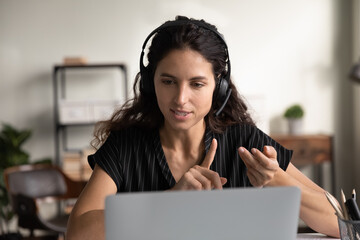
[154,48,216,132]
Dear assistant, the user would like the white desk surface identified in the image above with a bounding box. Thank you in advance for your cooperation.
[297,233,339,239]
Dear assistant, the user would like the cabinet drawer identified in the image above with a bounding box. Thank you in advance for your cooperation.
[271,135,332,167]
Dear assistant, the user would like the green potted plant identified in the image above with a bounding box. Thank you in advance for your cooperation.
[283,104,305,135]
[0,123,51,239]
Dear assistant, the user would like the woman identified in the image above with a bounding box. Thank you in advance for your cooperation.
[66,16,340,239]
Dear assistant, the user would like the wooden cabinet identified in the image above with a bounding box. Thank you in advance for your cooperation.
[271,134,335,193]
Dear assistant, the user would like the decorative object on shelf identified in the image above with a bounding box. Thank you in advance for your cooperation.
[63,56,88,65]
[283,104,305,135]
[0,123,51,238]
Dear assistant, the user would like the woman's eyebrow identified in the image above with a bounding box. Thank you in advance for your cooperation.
[189,76,208,81]
[160,73,176,79]
[160,73,208,81]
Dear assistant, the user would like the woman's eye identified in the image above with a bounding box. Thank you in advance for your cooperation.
[162,79,174,85]
[192,82,204,88]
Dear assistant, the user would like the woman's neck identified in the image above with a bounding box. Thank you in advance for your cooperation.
[159,121,206,162]
[159,121,207,182]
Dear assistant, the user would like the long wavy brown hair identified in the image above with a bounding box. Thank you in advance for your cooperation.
[91,16,255,149]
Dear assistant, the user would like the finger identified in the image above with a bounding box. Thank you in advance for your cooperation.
[196,166,223,189]
[239,147,277,183]
[189,168,212,190]
[251,148,279,170]
[263,145,277,159]
[246,169,261,187]
[247,168,265,187]
[239,147,268,181]
[239,147,278,171]
[201,138,217,169]
[182,172,203,190]
[238,147,257,169]
[220,177,227,186]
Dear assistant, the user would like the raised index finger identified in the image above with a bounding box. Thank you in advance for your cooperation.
[201,138,217,169]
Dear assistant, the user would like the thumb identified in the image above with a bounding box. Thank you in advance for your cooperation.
[263,145,277,159]
[220,177,227,186]
[201,138,217,169]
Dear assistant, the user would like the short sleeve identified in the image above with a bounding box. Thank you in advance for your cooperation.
[247,126,293,171]
[88,132,123,190]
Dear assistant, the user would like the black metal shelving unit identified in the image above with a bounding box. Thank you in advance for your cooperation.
[52,63,127,166]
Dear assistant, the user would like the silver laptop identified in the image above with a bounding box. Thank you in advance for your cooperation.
[105,186,300,240]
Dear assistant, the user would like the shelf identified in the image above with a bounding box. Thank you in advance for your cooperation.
[53,63,127,167]
[54,63,127,71]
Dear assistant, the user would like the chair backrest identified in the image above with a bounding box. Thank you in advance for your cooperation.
[4,164,67,198]
[3,163,86,235]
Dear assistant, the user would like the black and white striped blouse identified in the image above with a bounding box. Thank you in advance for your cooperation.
[88,124,292,192]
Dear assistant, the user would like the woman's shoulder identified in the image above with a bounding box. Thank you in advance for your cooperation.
[221,123,273,142]
[224,123,258,135]
[213,123,255,143]
[109,126,157,142]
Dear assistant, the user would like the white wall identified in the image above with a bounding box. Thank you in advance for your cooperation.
[0,0,356,192]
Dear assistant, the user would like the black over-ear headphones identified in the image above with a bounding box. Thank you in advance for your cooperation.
[139,19,232,116]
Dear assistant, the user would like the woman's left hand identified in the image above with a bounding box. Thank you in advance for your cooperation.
[238,146,279,187]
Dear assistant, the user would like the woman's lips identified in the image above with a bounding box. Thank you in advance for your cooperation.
[171,109,191,119]
[174,110,189,116]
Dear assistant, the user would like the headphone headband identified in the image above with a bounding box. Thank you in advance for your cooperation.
[140,19,231,81]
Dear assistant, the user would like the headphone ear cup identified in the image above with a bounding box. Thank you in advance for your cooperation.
[216,78,229,103]
[213,77,232,116]
[140,67,154,95]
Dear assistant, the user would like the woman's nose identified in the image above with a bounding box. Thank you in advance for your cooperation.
[174,85,189,105]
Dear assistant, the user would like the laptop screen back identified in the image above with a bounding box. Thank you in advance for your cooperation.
[105,186,300,240]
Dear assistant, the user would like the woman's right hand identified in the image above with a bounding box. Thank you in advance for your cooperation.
[171,139,227,191]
